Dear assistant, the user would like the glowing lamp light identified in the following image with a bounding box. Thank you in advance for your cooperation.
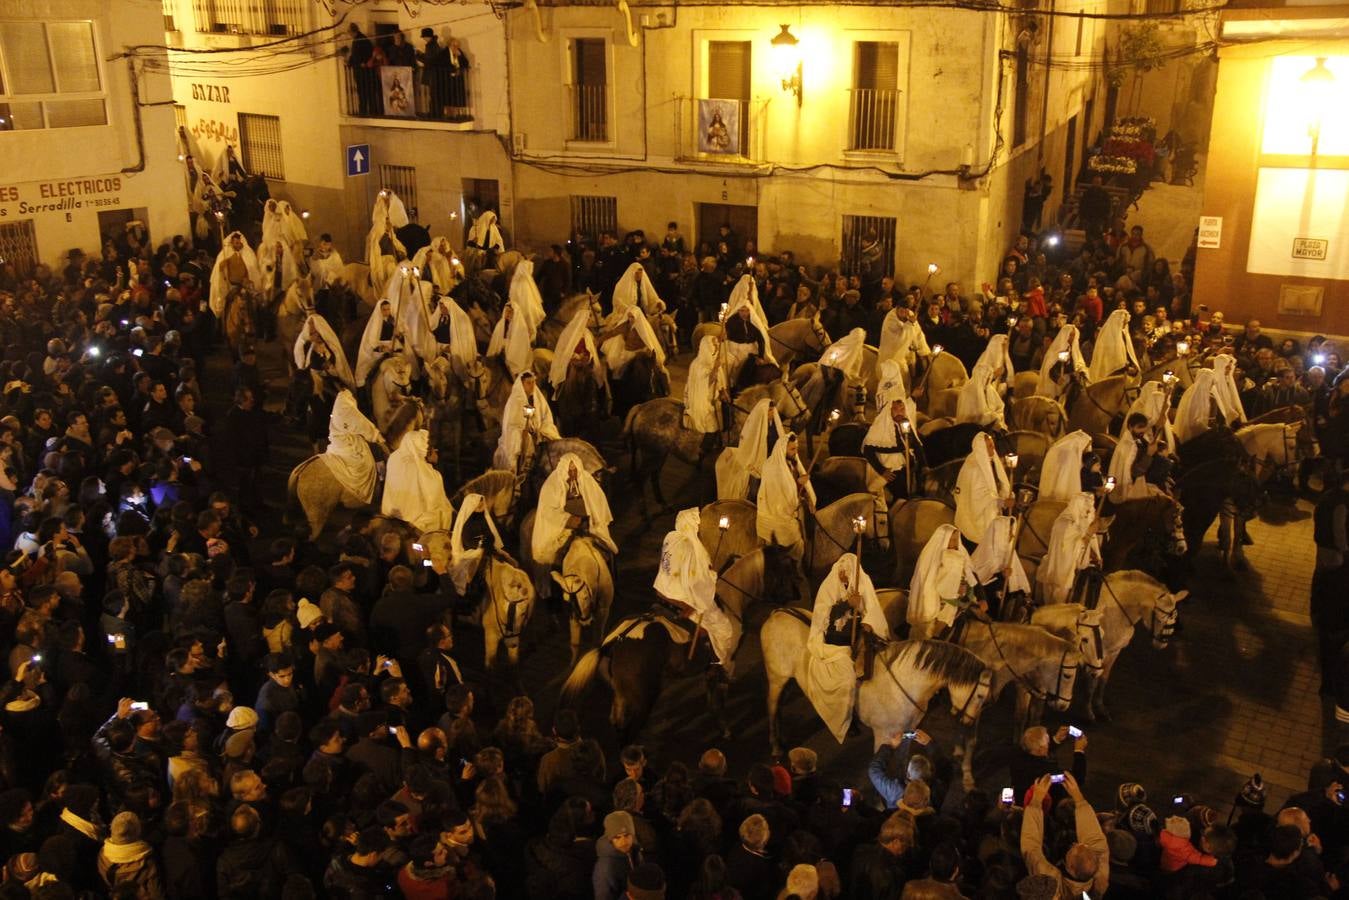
[379,189,389,198]
[829,408,841,423]
[901,419,912,433]
[1057,350,1070,363]
[718,515,730,531]
[1008,316,1018,327]
[449,211,459,220]
[451,256,461,266]
[1163,370,1177,385]
[1004,453,1019,470]
[852,515,867,533]
[770,24,802,106]
[213,211,224,220]
[1044,234,1060,247]
[88,346,100,357]
[927,263,939,275]
[1106,475,1117,490]
[1315,353,1327,365]
[719,302,728,322]
[301,210,310,220]
[932,344,944,356]
[176,153,185,162]
[1177,340,1190,356]
[523,405,535,418]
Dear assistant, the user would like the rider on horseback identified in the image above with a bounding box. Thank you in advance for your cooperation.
[654,508,740,678]
[804,553,889,742]
[757,433,814,562]
[908,524,984,642]
[863,397,922,503]
[532,454,617,574]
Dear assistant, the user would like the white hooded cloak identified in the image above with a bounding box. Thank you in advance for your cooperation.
[805,552,890,742]
[320,390,382,503]
[1036,325,1088,398]
[487,300,537,379]
[1037,492,1101,604]
[510,260,547,333]
[493,373,561,471]
[1088,308,1140,382]
[612,263,664,317]
[685,335,726,434]
[208,234,261,316]
[1038,430,1093,502]
[908,524,977,630]
[956,366,1007,430]
[420,292,479,379]
[874,359,908,411]
[1211,353,1247,426]
[820,328,868,380]
[293,314,355,390]
[467,210,504,252]
[878,309,931,375]
[969,515,1032,595]
[277,200,308,245]
[756,433,814,548]
[862,399,919,475]
[549,308,604,392]
[954,434,1013,543]
[532,452,617,565]
[411,238,464,295]
[1174,368,1223,445]
[724,275,777,375]
[717,398,785,501]
[449,493,505,594]
[601,306,666,378]
[381,429,455,533]
[971,334,1014,386]
[257,236,300,296]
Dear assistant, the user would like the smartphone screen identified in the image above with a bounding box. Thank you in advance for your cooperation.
[841,788,854,808]
[1068,726,1083,739]
[1050,773,1066,785]
[1000,787,1014,805]
[130,701,148,711]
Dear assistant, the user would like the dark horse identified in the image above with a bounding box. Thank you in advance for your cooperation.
[1177,460,1264,570]
[553,366,609,441]
[610,352,670,421]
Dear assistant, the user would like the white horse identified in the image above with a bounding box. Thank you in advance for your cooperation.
[761,609,993,754]
[805,492,891,583]
[479,555,536,673]
[1235,421,1304,481]
[1087,569,1187,721]
[371,354,413,434]
[551,536,614,667]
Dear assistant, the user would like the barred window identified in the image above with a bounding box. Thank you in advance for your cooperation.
[380,165,419,223]
[571,195,617,241]
[191,0,309,36]
[841,214,897,279]
[237,112,284,180]
[163,0,178,32]
[0,20,107,131]
[0,220,39,277]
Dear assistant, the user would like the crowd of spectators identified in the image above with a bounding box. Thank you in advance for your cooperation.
[0,205,1345,899]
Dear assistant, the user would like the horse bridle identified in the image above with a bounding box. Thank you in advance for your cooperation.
[981,619,1076,706]
[561,578,595,626]
[1077,617,1105,675]
[1102,580,1175,645]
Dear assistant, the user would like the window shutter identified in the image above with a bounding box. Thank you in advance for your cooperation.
[708,41,750,101]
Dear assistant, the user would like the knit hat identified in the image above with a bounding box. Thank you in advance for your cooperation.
[226,706,258,730]
[1163,815,1191,839]
[1188,804,1218,829]
[602,811,634,841]
[1117,782,1147,811]
[770,764,793,797]
[296,599,323,629]
[626,862,666,900]
[109,812,141,845]
[1106,828,1138,863]
[1015,874,1059,900]
[1236,773,1267,810]
[1127,804,1158,837]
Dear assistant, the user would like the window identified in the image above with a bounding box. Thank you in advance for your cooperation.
[571,195,617,241]
[0,21,106,131]
[164,0,178,32]
[1013,46,1030,148]
[174,103,187,131]
[841,214,896,279]
[849,41,900,151]
[191,0,308,36]
[570,38,608,142]
[237,112,284,180]
[380,165,419,222]
[0,220,39,277]
[707,41,750,155]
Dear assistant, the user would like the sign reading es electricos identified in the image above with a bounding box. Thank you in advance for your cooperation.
[1291,238,1329,261]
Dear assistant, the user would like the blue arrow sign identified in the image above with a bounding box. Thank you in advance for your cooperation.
[347,144,370,177]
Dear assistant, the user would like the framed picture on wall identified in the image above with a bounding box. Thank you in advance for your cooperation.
[698,99,741,155]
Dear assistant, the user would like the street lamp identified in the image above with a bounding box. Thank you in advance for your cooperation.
[1300,57,1335,156]
[771,25,802,106]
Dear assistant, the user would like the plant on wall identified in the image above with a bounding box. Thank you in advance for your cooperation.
[1107,22,1167,89]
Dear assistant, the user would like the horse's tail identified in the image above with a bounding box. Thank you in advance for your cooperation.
[560,648,601,706]
[621,405,641,481]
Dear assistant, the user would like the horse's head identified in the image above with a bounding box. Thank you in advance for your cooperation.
[551,572,596,627]
[1163,496,1188,557]
[810,314,833,351]
[382,355,412,391]
[773,378,810,427]
[949,667,994,726]
[1146,588,1185,649]
[1073,608,1106,677]
[1043,649,1081,713]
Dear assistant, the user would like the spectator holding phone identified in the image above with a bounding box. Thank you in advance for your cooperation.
[868,728,941,810]
[1010,725,1088,806]
[1021,771,1110,898]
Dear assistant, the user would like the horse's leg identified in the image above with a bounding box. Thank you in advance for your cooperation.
[1012,688,1032,743]
[765,669,788,756]
[651,452,669,511]
[569,619,581,670]
[1092,652,1121,721]
[705,663,732,740]
[483,619,499,676]
[960,721,979,791]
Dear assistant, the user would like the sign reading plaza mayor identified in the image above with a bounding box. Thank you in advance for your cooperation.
[0,176,125,220]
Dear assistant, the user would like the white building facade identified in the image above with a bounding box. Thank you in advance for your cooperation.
[1,0,186,275]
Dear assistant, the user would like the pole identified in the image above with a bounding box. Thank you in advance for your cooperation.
[849,518,865,652]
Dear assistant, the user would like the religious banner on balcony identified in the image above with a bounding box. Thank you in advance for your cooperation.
[698,99,741,155]
[380,66,416,118]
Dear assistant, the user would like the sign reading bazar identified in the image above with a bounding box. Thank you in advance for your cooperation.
[0,176,124,219]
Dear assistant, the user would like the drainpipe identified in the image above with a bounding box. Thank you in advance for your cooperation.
[1035,0,1056,172]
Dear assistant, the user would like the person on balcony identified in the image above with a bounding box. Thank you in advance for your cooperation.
[447,38,471,119]
[418,28,450,119]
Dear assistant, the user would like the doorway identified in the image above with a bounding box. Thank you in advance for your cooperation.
[697,202,757,257]
[461,178,501,245]
[1062,114,1078,199]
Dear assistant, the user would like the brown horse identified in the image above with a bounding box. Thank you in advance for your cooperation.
[221,288,258,358]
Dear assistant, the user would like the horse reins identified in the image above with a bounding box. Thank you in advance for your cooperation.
[1101,579,1174,644]
[979,619,1073,705]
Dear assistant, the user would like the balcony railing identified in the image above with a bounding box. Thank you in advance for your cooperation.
[340,66,473,124]
[673,95,767,163]
[569,84,608,142]
[191,0,309,36]
[847,88,900,152]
